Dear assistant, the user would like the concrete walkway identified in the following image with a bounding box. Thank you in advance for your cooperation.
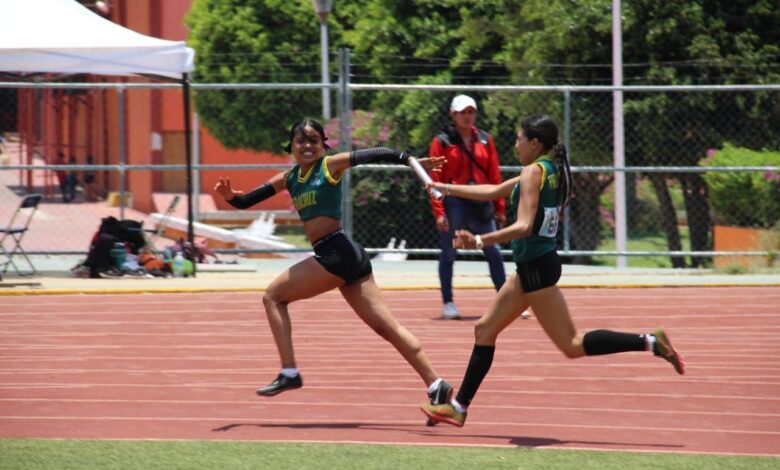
[1,256,778,295]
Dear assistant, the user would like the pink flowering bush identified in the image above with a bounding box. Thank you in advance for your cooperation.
[701,144,780,228]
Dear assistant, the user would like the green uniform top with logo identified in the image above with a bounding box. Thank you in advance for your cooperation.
[285,157,343,222]
[510,156,561,263]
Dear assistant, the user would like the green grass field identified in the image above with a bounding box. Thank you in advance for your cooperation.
[0,440,776,469]
[594,228,693,268]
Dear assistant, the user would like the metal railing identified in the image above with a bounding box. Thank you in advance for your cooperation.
[2,73,778,268]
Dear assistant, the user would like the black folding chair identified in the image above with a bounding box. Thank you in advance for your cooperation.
[0,193,42,278]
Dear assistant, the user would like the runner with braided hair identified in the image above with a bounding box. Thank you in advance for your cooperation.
[421,115,685,428]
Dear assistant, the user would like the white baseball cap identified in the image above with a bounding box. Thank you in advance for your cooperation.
[450,94,477,112]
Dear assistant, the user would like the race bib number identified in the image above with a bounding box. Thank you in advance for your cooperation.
[539,207,560,238]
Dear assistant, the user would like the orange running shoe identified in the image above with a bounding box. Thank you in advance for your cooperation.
[653,328,685,375]
[420,402,466,427]
[425,379,453,426]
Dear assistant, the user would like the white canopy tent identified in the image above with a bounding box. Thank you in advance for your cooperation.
[0,0,200,272]
[0,0,194,78]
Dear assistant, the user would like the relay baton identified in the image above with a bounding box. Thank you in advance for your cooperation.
[408,157,444,200]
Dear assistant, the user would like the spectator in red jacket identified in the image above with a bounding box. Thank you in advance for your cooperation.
[428,95,506,319]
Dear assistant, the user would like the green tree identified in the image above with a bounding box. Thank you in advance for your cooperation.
[341,1,514,249]
[186,0,779,260]
[493,0,616,263]
[185,0,359,151]
[343,0,513,154]
[492,0,780,266]
[623,0,780,266]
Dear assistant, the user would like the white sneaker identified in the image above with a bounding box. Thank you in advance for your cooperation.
[442,302,461,320]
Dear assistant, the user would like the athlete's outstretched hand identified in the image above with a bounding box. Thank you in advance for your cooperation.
[453,229,477,249]
[214,177,240,201]
[412,156,445,172]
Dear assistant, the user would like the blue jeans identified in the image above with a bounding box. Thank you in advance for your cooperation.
[439,196,506,304]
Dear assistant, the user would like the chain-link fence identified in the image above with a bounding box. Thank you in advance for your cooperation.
[1,73,779,270]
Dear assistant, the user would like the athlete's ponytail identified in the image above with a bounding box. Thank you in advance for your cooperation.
[520,115,573,210]
[552,143,572,209]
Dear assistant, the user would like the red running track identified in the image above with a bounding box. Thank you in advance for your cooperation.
[0,287,778,456]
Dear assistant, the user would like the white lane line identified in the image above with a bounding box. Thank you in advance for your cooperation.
[0,415,778,436]
[1,398,779,418]
[0,383,778,401]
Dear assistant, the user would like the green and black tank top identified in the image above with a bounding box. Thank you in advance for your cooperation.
[285,157,342,222]
[509,157,561,263]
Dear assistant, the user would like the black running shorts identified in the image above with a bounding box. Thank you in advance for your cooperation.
[515,249,561,293]
[312,229,373,284]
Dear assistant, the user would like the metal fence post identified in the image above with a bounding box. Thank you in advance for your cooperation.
[118,86,126,220]
[338,48,353,235]
[563,89,571,251]
[192,112,200,223]
[612,0,628,267]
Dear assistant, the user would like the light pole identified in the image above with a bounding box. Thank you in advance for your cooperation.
[311,0,333,121]
[612,0,627,267]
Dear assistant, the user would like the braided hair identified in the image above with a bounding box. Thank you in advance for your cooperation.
[520,115,572,209]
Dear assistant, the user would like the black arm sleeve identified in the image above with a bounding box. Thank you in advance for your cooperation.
[349,147,410,167]
[226,182,276,209]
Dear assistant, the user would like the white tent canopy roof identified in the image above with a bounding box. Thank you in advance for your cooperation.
[0,0,194,78]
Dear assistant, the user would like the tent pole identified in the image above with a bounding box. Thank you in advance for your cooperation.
[118,87,126,220]
[182,73,196,276]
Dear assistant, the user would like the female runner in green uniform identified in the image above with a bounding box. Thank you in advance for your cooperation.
[421,115,685,427]
[215,119,453,408]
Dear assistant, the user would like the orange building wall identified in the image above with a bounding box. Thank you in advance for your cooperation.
[200,132,294,211]
[127,87,155,213]
[161,90,183,131]
[33,88,115,195]
[30,0,293,214]
[120,1,153,213]
[125,0,152,35]
[125,0,293,213]
[104,89,120,191]
[713,225,772,268]
[40,91,58,161]
[161,2,190,39]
